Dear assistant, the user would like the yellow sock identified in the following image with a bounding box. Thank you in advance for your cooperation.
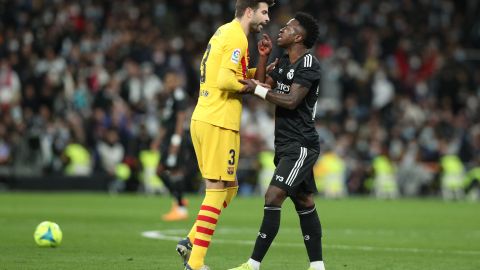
[223,186,238,208]
[187,186,237,243]
[187,188,227,269]
[187,222,197,243]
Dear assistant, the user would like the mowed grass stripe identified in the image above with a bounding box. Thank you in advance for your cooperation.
[142,229,480,256]
[0,192,479,270]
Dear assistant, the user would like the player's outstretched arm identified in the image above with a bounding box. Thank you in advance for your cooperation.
[239,80,309,110]
[217,67,245,92]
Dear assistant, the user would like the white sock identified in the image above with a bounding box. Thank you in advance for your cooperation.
[247,258,261,270]
[310,261,325,270]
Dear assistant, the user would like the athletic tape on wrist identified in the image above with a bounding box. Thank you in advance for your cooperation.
[254,85,268,99]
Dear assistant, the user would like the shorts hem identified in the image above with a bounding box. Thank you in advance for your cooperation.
[270,180,291,195]
[202,174,236,181]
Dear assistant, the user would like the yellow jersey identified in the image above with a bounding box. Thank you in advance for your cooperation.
[192,19,254,131]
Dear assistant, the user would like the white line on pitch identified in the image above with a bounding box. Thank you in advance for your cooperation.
[141,230,480,256]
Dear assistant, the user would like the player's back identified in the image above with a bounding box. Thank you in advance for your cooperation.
[192,19,250,132]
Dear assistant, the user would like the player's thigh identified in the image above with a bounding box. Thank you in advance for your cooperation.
[270,146,319,195]
[191,120,239,181]
[203,126,239,181]
[190,120,204,174]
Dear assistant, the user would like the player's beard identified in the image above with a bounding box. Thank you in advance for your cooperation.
[250,21,265,33]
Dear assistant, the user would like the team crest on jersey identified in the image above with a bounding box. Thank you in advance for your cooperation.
[227,167,234,175]
[287,69,295,79]
[231,49,241,64]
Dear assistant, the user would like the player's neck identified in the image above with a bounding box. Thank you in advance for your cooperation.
[287,45,309,64]
[236,17,250,36]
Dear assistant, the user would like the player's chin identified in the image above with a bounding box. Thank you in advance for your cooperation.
[258,22,268,31]
[277,37,284,46]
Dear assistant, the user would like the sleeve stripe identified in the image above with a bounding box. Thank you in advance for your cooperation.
[304,54,312,68]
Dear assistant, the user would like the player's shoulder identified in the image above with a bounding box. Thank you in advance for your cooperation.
[219,20,246,41]
[299,53,320,69]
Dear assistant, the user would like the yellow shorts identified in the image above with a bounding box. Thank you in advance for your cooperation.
[190,120,239,181]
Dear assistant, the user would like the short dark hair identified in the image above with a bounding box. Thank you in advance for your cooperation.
[294,12,320,49]
[235,0,275,18]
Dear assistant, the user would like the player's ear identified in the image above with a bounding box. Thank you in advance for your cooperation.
[294,34,304,44]
[245,7,254,19]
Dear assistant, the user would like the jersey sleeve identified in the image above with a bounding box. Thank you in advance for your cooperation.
[293,65,321,89]
[220,31,248,72]
[247,68,256,79]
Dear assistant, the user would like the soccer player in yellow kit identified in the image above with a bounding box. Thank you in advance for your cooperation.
[176,1,274,270]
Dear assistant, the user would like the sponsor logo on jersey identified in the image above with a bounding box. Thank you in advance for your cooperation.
[276,82,291,93]
[287,69,295,79]
[275,175,284,182]
[231,49,241,64]
[200,90,209,97]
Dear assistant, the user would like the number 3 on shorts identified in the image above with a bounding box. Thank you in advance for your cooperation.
[228,149,235,165]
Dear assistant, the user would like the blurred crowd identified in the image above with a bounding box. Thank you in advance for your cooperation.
[0,0,479,198]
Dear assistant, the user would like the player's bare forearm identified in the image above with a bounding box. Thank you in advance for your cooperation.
[238,78,306,109]
[265,91,299,110]
[254,55,268,82]
[174,111,187,138]
[266,84,309,110]
[255,33,273,83]
[167,110,186,157]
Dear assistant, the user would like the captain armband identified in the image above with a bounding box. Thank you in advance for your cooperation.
[254,85,269,100]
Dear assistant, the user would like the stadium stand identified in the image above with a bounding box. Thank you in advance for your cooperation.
[0,0,479,198]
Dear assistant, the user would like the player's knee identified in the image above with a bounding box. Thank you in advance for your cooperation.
[293,194,315,210]
[264,190,287,207]
[205,179,225,189]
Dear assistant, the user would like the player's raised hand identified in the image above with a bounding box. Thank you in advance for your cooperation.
[258,33,273,56]
[267,58,279,72]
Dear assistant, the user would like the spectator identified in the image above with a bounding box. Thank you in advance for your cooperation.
[96,128,125,177]
[0,0,478,198]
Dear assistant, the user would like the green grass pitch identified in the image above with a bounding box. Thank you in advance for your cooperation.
[0,192,479,270]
